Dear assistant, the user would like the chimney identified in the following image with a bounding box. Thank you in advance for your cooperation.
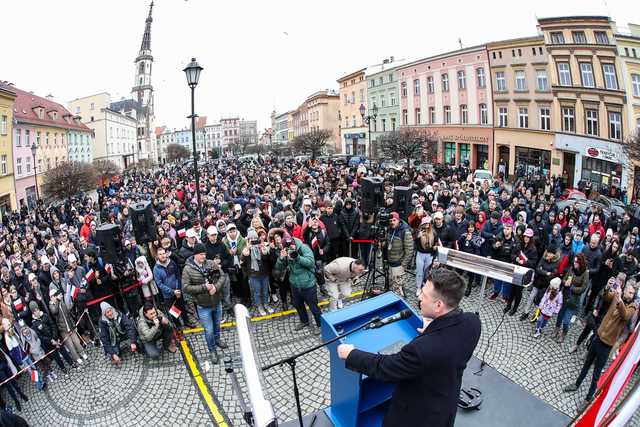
[46,94,54,101]
[383,59,389,64]
[390,56,395,62]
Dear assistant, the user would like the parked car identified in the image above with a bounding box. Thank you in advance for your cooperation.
[294,154,310,162]
[348,156,367,167]
[593,195,626,217]
[472,169,494,187]
[556,198,612,219]
[330,154,348,165]
[559,188,586,201]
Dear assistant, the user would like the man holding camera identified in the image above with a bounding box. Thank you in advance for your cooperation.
[136,302,177,359]
[275,235,321,335]
[182,243,228,363]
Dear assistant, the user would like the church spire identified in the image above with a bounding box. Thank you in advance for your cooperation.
[139,1,153,53]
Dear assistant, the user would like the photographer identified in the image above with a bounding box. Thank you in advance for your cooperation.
[136,302,177,359]
[182,243,228,364]
[275,235,321,335]
[204,226,233,317]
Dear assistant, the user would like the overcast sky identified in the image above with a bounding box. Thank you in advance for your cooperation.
[2,0,639,132]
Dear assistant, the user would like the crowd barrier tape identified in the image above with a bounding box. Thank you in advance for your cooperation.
[0,309,89,388]
[85,280,144,307]
[351,239,375,244]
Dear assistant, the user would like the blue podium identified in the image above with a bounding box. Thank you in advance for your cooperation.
[320,292,421,427]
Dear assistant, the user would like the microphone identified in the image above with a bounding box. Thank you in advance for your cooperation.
[365,309,412,330]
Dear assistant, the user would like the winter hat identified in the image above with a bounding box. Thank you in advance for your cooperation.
[193,243,206,255]
[247,228,259,241]
[49,288,60,298]
[502,217,514,226]
[28,273,36,282]
[421,216,432,225]
[549,277,561,290]
[524,228,534,238]
[186,228,198,239]
[207,226,218,235]
[28,301,39,313]
[67,253,77,263]
[40,255,51,265]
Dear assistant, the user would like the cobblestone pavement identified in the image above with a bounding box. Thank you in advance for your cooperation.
[16,275,640,426]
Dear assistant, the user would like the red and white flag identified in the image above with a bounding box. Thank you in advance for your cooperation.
[13,298,23,311]
[518,251,528,263]
[30,369,39,383]
[85,269,95,282]
[168,304,182,319]
[178,228,186,238]
[70,285,80,300]
[311,236,319,249]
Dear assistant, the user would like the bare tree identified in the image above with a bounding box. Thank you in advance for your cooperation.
[166,143,190,162]
[378,128,439,171]
[293,129,332,160]
[239,138,251,155]
[42,162,97,200]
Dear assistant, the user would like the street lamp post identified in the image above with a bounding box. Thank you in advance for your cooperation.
[183,58,204,222]
[30,143,40,204]
[359,103,378,169]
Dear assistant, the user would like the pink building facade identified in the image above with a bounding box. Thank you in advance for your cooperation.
[397,46,494,170]
[13,124,37,209]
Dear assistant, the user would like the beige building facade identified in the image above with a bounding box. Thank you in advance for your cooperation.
[337,69,368,155]
[0,83,16,215]
[292,90,340,152]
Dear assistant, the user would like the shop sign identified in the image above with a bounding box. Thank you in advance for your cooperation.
[344,133,366,139]
[584,146,618,162]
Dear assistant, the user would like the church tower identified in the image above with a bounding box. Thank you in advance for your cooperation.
[131,1,156,162]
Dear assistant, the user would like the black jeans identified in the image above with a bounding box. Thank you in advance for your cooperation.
[506,285,524,312]
[291,285,321,327]
[575,335,612,400]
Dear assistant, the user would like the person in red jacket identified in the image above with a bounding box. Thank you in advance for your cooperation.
[80,215,92,241]
[283,212,303,240]
[588,214,605,239]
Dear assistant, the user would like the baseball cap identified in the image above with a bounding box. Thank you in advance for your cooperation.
[186,229,198,239]
[226,223,237,231]
[524,228,534,237]
[433,212,444,220]
[549,277,561,290]
[390,212,400,221]
[67,253,77,264]
[421,216,432,225]
[207,226,218,235]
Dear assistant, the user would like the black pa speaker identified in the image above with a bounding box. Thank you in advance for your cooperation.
[393,186,412,220]
[131,201,156,244]
[96,223,123,264]
[360,177,385,215]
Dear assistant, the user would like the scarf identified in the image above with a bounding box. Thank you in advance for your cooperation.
[250,245,261,272]
[100,302,126,346]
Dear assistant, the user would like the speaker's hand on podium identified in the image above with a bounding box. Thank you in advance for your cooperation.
[337,344,354,360]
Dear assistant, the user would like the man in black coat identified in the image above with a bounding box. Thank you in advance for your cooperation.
[337,269,481,427]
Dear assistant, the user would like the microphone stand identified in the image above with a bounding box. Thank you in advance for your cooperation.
[262,315,381,427]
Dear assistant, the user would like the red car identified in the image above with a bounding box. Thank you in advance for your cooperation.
[559,188,586,200]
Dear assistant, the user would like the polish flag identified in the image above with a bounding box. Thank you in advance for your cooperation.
[311,236,319,249]
[70,285,80,300]
[168,304,182,319]
[13,298,24,311]
[518,251,528,263]
[85,269,95,282]
[30,369,39,383]
[178,228,186,238]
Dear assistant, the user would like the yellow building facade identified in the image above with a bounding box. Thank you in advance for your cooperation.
[0,83,16,216]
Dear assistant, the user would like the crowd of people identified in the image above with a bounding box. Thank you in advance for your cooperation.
[0,154,638,416]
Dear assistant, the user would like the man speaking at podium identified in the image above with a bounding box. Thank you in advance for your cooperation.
[337,269,481,427]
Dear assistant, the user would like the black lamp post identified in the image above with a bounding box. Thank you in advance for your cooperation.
[360,103,378,169]
[30,143,40,204]
[183,57,204,221]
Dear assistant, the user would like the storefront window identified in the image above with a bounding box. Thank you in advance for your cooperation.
[445,142,456,165]
[476,144,489,170]
[515,147,551,177]
[459,143,470,166]
[581,157,620,192]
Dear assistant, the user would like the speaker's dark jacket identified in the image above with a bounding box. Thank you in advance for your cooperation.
[345,309,481,427]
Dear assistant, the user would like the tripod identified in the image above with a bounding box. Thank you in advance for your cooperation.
[361,239,390,301]
[261,316,381,427]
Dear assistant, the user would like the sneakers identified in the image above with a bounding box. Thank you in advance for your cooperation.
[76,358,84,365]
[211,351,219,365]
[167,342,178,353]
[294,323,309,331]
[337,299,344,310]
[508,308,517,316]
[563,383,579,393]
[312,325,321,336]
[569,344,578,354]
[503,306,510,314]
[519,313,528,321]
[272,294,279,303]
[257,306,267,316]
[216,340,229,350]
[533,329,541,338]
[82,353,89,360]
[489,292,499,301]
[265,306,275,314]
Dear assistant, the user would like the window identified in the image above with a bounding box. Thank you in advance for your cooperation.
[75,106,80,114]
[25,157,31,173]
[0,155,5,175]
[402,109,408,125]
[441,73,449,92]
[457,71,466,90]
[90,102,95,110]
[609,111,622,140]
[401,81,407,97]
[0,116,6,135]
[15,129,21,147]
[480,104,488,125]
[498,107,508,127]
[36,131,40,145]
[444,106,451,124]
[477,68,486,88]
[414,79,420,96]
[343,94,348,105]
[415,108,421,124]
[633,74,640,97]
[16,158,22,175]
[390,92,396,106]
[427,76,434,93]
[536,70,549,91]
[539,107,551,131]
[352,115,356,127]
[594,31,609,44]
[388,74,393,83]
[557,62,572,86]
[518,107,528,128]
[359,89,364,102]
[372,119,377,132]
[391,118,396,130]
[380,95,386,107]
[381,118,386,131]
[602,64,618,89]
[562,107,575,132]
[429,107,436,124]
[585,110,599,136]
[457,105,467,124]
[550,32,565,44]
[496,71,506,91]
[572,31,587,44]
[515,70,526,90]
[25,130,30,145]
[580,63,595,87]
